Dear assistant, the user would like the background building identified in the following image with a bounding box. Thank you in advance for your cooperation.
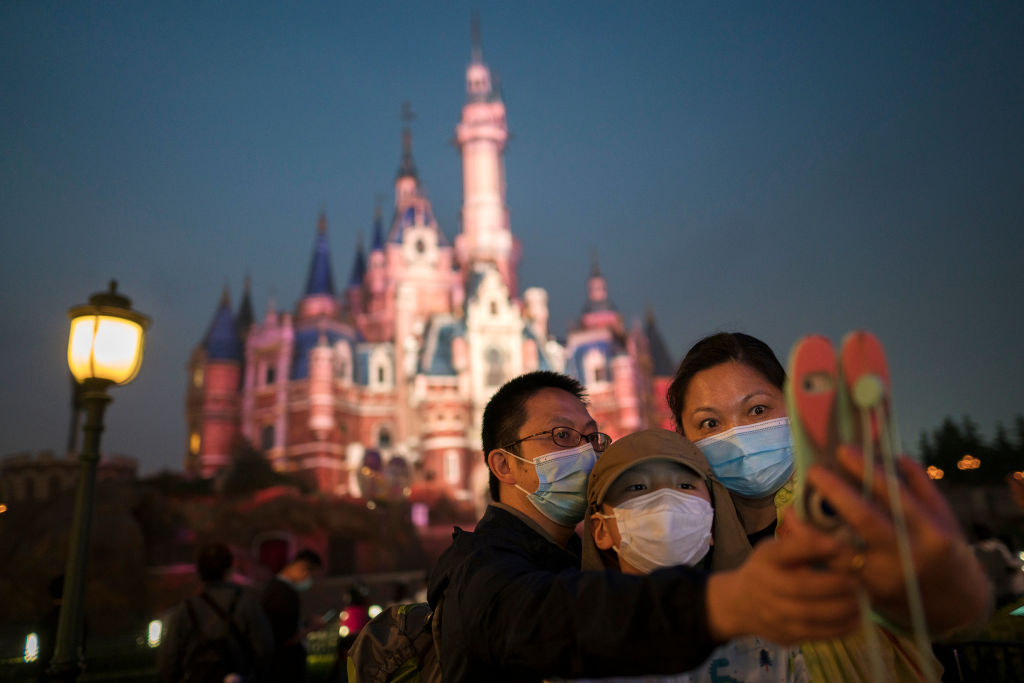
[185,37,675,510]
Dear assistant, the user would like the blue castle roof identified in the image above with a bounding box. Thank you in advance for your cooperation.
[203,290,243,361]
[304,214,336,296]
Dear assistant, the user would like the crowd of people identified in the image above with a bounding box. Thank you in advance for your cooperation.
[158,545,325,682]
[153,331,1005,682]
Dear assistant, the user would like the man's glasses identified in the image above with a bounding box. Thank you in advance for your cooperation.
[500,427,612,453]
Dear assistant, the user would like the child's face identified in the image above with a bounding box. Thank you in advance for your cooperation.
[592,459,711,572]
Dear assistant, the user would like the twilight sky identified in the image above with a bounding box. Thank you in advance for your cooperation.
[2,2,1022,475]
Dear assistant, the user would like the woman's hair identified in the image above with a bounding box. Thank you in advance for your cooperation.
[666,332,786,433]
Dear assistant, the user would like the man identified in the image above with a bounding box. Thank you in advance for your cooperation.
[261,549,324,682]
[159,543,273,682]
[426,371,863,682]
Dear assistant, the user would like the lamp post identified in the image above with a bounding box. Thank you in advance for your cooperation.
[48,281,149,681]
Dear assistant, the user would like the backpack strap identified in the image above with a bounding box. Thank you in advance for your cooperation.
[198,587,257,670]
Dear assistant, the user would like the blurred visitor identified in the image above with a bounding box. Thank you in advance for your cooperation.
[158,542,272,682]
[261,549,324,682]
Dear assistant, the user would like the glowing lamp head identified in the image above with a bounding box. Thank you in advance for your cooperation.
[67,281,150,385]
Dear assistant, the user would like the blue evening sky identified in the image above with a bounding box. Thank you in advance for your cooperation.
[2,2,1022,474]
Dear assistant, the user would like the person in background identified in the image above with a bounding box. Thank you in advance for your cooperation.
[666,331,991,680]
[971,523,1024,608]
[261,549,324,682]
[159,542,272,682]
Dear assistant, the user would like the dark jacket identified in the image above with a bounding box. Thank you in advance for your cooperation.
[261,577,308,681]
[426,505,718,683]
[158,581,273,682]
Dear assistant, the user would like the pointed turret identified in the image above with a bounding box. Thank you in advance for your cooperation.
[236,275,254,337]
[583,251,616,314]
[371,204,385,251]
[644,308,676,376]
[397,102,418,181]
[348,233,367,287]
[305,212,336,296]
[204,285,243,361]
[297,212,341,322]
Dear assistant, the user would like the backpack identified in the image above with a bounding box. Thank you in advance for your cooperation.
[345,598,443,683]
[182,588,253,683]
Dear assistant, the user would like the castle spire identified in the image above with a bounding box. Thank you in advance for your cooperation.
[348,233,367,287]
[397,102,418,181]
[371,202,385,251]
[470,9,482,64]
[236,274,254,336]
[644,308,676,376]
[203,285,242,361]
[454,18,519,294]
[304,211,336,296]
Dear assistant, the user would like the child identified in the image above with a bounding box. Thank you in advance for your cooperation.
[581,428,808,683]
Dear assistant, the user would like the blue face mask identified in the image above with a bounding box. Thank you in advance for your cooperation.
[504,442,597,526]
[694,417,794,498]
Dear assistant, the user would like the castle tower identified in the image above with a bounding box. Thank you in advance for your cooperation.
[186,286,244,476]
[454,18,521,295]
[297,211,340,323]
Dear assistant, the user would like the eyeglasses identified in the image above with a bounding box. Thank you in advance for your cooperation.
[501,426,613,453]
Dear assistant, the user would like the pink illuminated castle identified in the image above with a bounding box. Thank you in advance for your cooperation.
[185,35,676,507]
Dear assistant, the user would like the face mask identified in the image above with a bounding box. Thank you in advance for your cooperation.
[598,488,713,573]
[694,417,794,498]
[504,442,597,526]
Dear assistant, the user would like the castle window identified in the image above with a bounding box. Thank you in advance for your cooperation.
[49,475,62,499]
[378,426,392,449]
[261,425,275,451]
[377,365,385,383]
[415,238,425,254]
[485,347,504,386]
[444,449,461,486]
[583,348,609,386]
[265,366,276,385]
[189,432,200,455]
[490,300,498,316]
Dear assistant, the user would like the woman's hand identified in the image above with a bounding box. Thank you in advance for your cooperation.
[807,448,992,634]
[706,509,860,645]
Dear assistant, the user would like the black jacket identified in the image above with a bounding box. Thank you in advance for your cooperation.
[426,505,718,682]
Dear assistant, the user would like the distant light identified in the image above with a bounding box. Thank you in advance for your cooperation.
[24,632,39,662]
[368,605,382,618]
[1014,471,1024,481]
[0,503,7,514]
[926,466,944,480]
[411,502,429,527]
[148,620,162,647]
[339,625,350,637]
[366,500,377,510]
[340,609,350,622]
[956,455,980,470]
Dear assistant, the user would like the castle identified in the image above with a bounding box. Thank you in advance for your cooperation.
[185,36,677,508]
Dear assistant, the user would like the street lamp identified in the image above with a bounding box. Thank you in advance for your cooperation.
[48,281,149,680]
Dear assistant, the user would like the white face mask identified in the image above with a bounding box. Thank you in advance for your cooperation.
[598,488,713,574]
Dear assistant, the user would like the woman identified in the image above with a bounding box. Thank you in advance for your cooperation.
[578,428,809,682]
[665,332,990,681]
